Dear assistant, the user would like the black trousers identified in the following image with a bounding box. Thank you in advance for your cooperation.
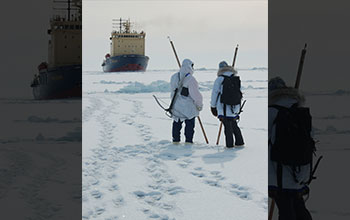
[274,191,312,220]
[172,117,195,143]
[221,117,244,147]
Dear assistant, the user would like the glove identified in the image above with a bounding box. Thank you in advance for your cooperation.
[211,107,218,116]
[197,105,203,111]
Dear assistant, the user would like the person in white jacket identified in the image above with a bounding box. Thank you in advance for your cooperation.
[210,61,244,148]
[268,77,312,220]
[170,59,203,143]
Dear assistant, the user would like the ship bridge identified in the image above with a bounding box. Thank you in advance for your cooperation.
[110,19,146,57]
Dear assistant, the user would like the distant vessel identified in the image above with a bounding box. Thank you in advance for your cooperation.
[102,18,149,72]
[30,0,82,100]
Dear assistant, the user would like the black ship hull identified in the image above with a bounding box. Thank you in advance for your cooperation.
[102,54,149,72]
[31,65,82,100]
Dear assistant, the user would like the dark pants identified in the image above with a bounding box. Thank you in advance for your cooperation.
[221,117,244,147]
[172,117,195,143]
[274,191,312,220]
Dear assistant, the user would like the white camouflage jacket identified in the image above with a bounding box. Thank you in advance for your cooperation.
[170,59,203,122]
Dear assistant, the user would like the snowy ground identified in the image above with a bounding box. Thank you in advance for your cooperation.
[82,69,268,220]
[0,98,81,219]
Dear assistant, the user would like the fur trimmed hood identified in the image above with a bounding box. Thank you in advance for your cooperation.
[269,87,305,105]
[217,66,237,76]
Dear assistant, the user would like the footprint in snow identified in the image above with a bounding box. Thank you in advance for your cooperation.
[108,184,119,191]
[229,184,252,200]
[166,186,185,195]
[204,180,221,187]
[133,190,162,201]
[105,216,119,220]
[190,171,206,178]
[95,207,105,215]
[91,190,103,199]
[112,196,125,207]
[210,170,226,181]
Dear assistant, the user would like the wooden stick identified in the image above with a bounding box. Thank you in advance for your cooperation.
[216,122,223,145]
[197,116,209,144]
[168,36,209,144]
[294,44,307,89]
[232,44,239,69]
[168,36,181,68]
[268,199,275,220]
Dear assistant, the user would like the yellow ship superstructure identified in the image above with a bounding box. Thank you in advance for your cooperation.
[48,16,82,68]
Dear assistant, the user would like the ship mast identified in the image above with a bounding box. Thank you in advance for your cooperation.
[112,18,133,33]
[53,0,80,21]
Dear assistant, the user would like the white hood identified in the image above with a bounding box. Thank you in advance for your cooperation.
[179,59,194,79]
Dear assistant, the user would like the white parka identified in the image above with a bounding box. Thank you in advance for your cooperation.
[268,88,311,190]
[170,59,203,122]
[210,66,240,118]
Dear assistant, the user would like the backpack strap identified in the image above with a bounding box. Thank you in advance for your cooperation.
[223,103,226,117]
[277,162,283,190]
[270,104,285,190]
[216,75,228,99]
[168,72,191,114]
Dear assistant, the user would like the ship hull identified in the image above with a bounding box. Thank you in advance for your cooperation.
[32,65,82,100]
[102,54,149,72]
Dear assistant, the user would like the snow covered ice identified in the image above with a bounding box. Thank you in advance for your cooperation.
[83,69,268,219]
[0,98,81,219]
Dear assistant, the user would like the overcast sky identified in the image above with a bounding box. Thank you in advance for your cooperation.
[83,0,268,71]
[269,0,350,92]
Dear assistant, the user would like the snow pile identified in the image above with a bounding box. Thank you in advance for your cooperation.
[118,80,170,94]
[95,80,133,85]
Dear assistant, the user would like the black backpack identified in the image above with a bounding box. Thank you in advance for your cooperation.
[220,75,242,106]
[270,104,317,188]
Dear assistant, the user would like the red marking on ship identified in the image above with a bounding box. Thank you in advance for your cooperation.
[109,64,145,72]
